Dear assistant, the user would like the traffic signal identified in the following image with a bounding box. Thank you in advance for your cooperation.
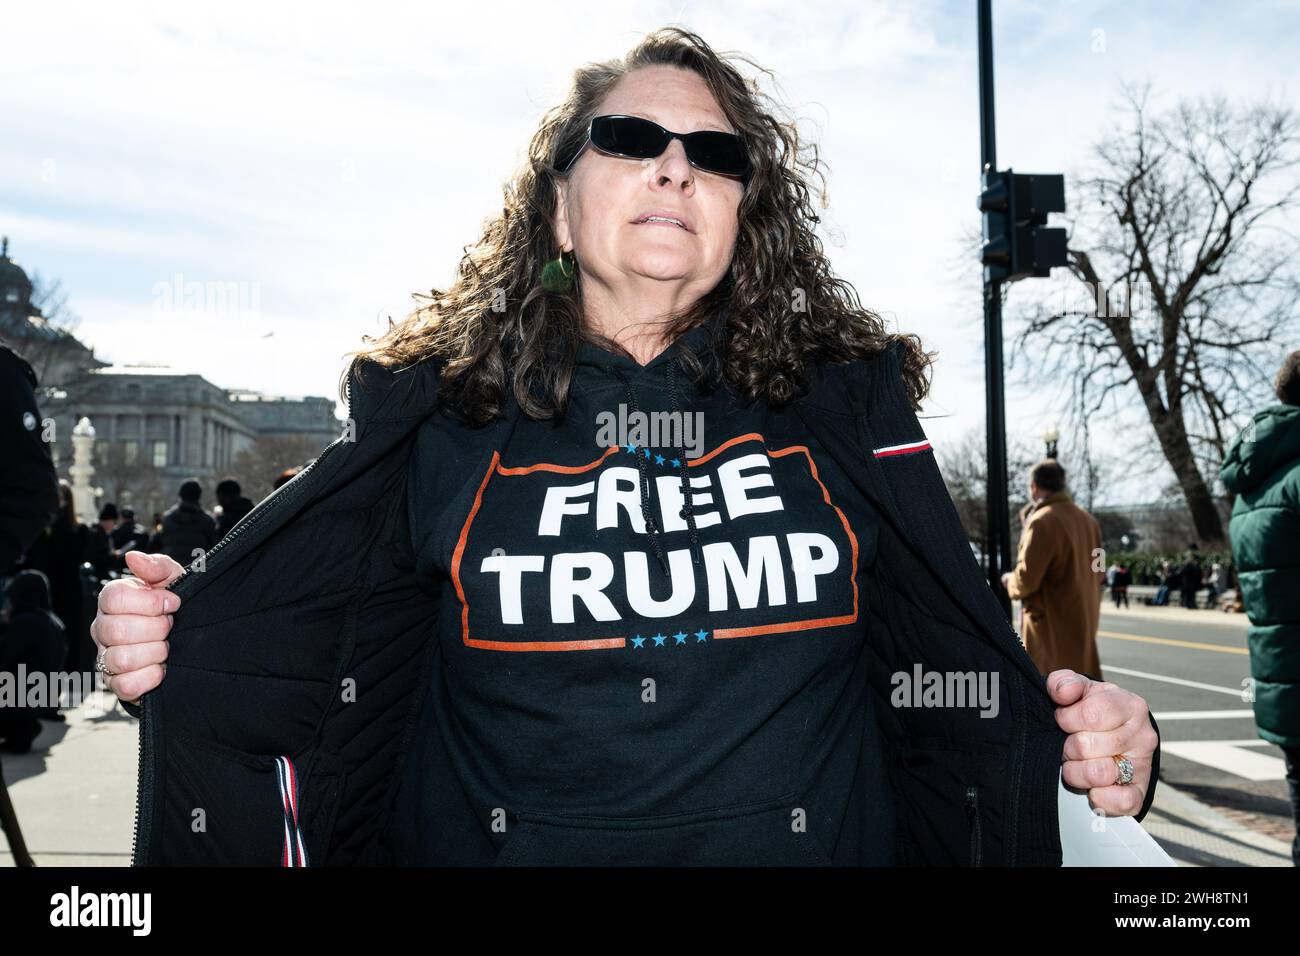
[978,169,1067,282]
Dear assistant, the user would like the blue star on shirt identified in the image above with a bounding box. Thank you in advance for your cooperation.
[694,629,709,642]
[652,633,667,646]
[631,635,646,648]
[655,454,665,465]
[670,458,681,468]
[673,631,687,645]
[624,443,637,454]
[644,447,652,459]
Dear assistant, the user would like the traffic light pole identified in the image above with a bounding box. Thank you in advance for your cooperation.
[978,0,1014,621]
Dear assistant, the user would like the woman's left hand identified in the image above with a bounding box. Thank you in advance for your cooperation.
[1049,670,1158,817]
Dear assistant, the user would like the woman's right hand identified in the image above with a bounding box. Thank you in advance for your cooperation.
[91,549,185,707]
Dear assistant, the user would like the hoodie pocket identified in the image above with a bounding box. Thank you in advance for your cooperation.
[493,791,832,867]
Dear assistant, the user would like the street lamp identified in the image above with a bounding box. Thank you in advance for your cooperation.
[1043,425,1059,459]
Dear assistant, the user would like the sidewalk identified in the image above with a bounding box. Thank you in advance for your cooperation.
[1,688,1293,866]
[0,689,137,866]
[1142,778,1294,866]
[1095,597,1251,630]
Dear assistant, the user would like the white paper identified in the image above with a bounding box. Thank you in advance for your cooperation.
[1058,768,1176,866]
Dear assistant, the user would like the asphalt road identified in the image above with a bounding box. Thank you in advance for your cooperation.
[1084,602,1295,849]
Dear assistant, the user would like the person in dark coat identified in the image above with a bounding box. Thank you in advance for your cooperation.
[157,480,217,566]
[1111,562,1131,609]
[1179,551,1203,609]
[109,507,150,572]
[0,569,66,753]
[83,503,120,580]
[0,342,61,871]
[0,344,60,575]
[214,479,254,539]
[21,479,90,675]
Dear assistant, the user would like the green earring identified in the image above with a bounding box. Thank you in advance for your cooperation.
[541,249,576,293]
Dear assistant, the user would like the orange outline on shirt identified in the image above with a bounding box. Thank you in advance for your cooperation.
[450,433,859,650]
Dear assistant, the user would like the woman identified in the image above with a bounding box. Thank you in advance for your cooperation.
[91,27,1158,866]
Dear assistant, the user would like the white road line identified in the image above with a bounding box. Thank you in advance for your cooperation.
[1149,710,1257,720]
[1102,665,1249,698]
[1157,741,1287,781]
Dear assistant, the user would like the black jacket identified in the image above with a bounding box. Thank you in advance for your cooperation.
[123,340,1160,865]
[0,344,60,573]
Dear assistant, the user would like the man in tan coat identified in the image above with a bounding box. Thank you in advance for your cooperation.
[1000,459,1104,678]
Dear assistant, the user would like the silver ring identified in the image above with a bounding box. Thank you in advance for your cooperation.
[95,647,116,679]
[1112,754,1134,785]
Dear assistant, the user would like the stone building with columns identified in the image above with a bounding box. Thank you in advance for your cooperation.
[2,237,341,520]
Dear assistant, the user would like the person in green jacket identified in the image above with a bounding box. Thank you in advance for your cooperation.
[1221,350,1300,866]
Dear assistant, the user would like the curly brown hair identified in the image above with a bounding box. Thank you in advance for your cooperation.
[341,26,934,424]
[1275,350,1300,406]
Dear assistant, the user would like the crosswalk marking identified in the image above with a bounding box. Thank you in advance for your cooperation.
[1102,665,1249,698]
[1156,741,1287,781]
[1083,659,1287,782]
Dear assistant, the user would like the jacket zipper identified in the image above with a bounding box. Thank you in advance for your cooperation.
[965,785,983,866]
[130,381,354,866]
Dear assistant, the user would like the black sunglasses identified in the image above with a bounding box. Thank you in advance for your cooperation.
[557,114,750,182]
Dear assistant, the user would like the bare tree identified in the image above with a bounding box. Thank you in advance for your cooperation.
[937,422,1046,553]
[7,272,91,387]
[87,440,169,520]
[1007,83,1300,547]
[29,272,81,328]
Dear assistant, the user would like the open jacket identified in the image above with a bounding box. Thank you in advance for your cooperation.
[122,339,1159,865]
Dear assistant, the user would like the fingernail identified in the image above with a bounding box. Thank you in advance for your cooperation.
[163,593,180,612]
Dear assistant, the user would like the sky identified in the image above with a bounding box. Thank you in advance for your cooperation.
[2,0,1297,505]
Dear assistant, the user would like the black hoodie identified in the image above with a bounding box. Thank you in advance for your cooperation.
[399,316,896,865]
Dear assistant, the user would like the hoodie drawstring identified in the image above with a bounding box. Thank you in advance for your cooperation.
[667,360,702,566]
[611,360,703,577]
[614,367,671,577]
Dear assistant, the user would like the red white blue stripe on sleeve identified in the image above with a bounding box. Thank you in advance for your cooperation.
[275,755,310,867]
[872,439,932,458]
